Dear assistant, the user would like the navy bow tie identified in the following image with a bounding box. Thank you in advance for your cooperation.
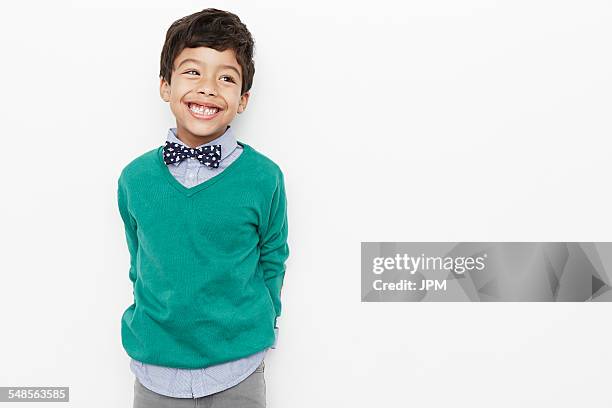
[162,141,222,168]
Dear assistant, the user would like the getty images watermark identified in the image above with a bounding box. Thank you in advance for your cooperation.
[371,252,487,291]
[361,242,612,302]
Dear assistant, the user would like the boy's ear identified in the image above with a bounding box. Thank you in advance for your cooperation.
[160,78,171,102]
[238,91,250,114]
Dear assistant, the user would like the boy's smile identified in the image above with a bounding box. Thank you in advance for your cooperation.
[160,46,250,148]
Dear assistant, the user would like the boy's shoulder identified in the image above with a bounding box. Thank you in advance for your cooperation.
[240,141,285,178]
[118,146,160,184]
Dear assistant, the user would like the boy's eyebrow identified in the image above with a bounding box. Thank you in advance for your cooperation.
[177,58,241,78]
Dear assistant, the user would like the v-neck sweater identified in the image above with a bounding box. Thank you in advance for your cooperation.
[117,140,289,369]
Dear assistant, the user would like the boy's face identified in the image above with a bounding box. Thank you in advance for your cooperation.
[160,46,249,146]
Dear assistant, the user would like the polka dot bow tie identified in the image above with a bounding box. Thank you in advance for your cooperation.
[162,141,222,168]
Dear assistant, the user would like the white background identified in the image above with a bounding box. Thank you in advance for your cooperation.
[1,0,611,407]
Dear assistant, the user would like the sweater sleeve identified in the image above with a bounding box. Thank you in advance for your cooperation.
[259,170,289,329]
[117,175,139,288]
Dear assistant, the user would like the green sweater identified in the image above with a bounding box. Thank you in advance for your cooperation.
[117,140,289,369]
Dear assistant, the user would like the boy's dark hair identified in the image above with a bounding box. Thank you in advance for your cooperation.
[159,8,255,95]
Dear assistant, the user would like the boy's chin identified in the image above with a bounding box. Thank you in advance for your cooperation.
[180,122,228,137]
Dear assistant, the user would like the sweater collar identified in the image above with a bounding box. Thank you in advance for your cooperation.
[165,126,239,167]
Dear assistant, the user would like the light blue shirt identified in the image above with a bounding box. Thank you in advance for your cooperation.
[130,125,279,398]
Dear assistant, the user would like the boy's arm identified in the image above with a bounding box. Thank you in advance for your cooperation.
[259,170,289,342]
[117,175,139,291]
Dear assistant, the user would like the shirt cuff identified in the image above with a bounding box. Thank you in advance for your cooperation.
[272,326,279,349]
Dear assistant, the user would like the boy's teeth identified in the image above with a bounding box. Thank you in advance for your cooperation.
[189,103,219,115]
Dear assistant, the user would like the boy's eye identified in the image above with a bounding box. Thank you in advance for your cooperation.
[183,70,235,83]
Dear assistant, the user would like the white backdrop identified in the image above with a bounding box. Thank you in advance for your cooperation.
[1,0,611,407]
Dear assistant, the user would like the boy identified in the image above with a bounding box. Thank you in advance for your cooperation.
[116,8,289,408]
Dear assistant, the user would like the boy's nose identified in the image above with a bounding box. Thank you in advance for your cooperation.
[196,78,217,95]
[198,87,217,96]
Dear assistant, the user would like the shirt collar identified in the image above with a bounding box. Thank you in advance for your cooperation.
[165,125,238,166]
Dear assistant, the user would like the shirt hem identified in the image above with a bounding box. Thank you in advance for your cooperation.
[132,348,269,399]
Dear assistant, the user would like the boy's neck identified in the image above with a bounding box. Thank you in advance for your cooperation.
[176,126,228,148]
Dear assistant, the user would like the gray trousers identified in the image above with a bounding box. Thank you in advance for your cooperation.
[133,360,266,408]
